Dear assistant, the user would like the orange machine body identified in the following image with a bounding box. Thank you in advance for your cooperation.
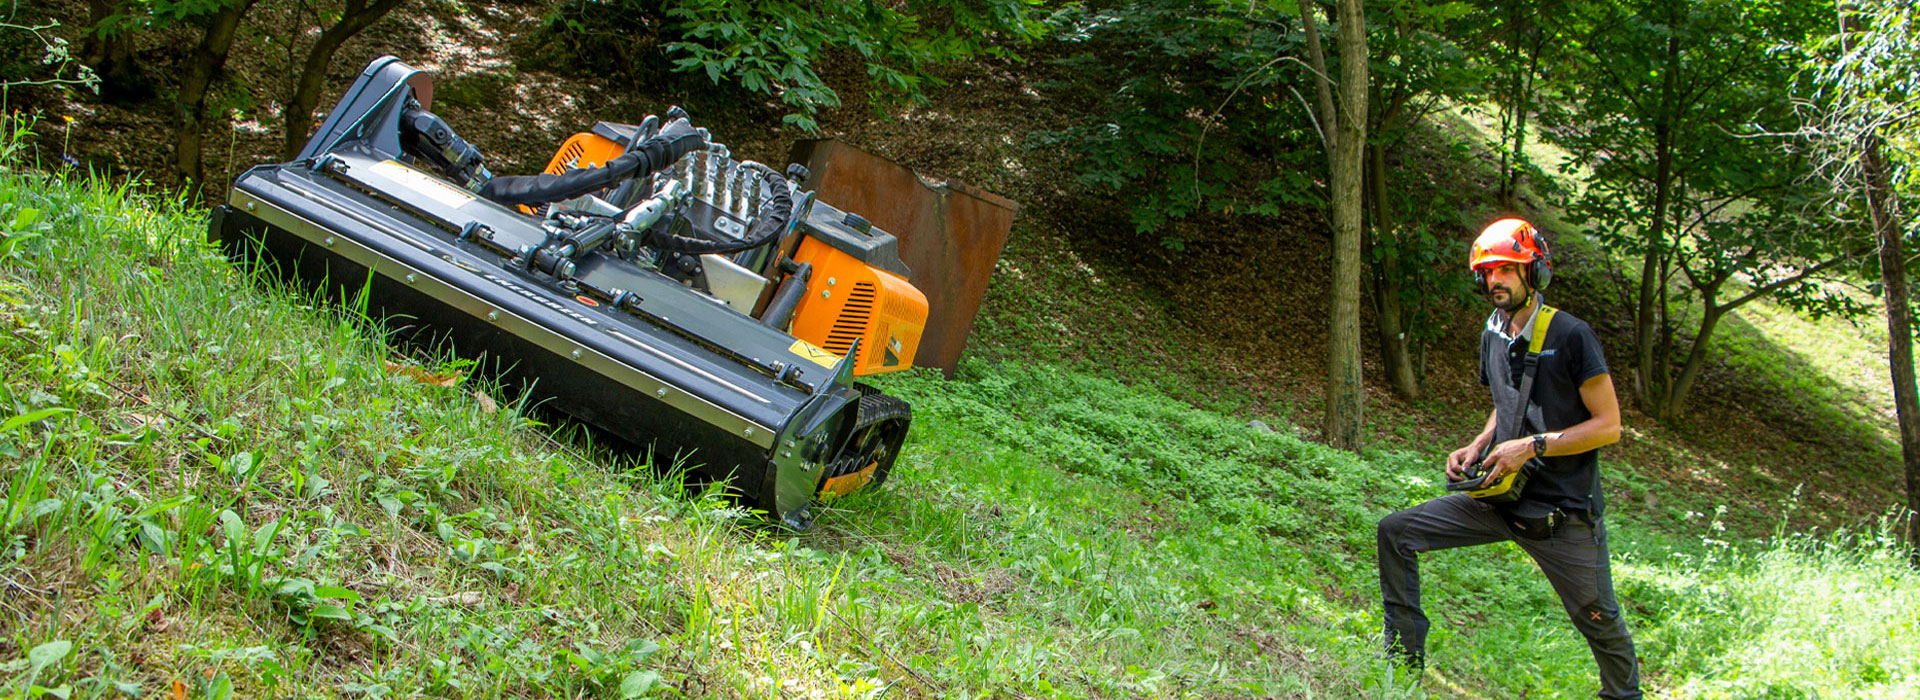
[787,236,927,376]
[544,132,626,175]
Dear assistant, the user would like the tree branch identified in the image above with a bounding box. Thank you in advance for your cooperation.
[1725,251,1867,310]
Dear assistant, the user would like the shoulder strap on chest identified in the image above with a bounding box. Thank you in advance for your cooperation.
[1528,305,1558,355]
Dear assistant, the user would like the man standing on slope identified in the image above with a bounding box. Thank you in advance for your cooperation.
[1375,218,1642,699]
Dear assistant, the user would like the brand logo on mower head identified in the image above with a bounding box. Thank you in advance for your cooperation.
[481,272,600,327]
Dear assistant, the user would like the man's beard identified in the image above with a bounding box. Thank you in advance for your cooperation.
[1490,285,1528,312]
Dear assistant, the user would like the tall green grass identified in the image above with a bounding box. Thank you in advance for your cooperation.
[1,118,1915,699]
[1620,511,1920,700]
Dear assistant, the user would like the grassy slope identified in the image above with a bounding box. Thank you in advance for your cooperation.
[2,111,1917,700]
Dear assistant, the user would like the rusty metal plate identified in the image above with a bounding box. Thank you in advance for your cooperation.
[789,139,1019,377]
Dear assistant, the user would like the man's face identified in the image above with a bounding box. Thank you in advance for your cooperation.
[1482,262,1528,312]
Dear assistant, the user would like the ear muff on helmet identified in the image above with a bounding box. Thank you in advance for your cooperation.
[1530,233,1552,291]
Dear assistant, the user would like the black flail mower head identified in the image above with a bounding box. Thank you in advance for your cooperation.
[211,57,928,529]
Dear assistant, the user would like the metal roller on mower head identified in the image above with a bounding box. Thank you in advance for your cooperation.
[209,56,927,528]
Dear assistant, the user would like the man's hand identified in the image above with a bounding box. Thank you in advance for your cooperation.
[1445,443,1482,482]
[1479,437,1534,488]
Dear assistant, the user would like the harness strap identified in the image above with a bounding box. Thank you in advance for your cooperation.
[1528,306,1558,356]
[1497,305,1557,445]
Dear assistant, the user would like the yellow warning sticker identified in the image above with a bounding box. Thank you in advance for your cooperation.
[789,339,840,368]
[371,159,475,210]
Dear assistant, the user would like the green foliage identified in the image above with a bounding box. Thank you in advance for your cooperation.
[0,186,54,266]
[1037,1,1321,239]
[92,0,250,39]
[1363,0,1492,370]
[1544,0,1868,416]
[1809,0,1920,229]
[542,0,1049,132]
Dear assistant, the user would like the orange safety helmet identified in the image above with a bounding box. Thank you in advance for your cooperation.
[1470,218,1552,291]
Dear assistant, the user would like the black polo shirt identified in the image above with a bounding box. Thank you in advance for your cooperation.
[1478,303,1611,515]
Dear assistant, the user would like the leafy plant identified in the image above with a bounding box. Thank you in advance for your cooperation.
[0,17,99,94]
[540,0,1049,132]
[1038,0,1320,238]
[0,186,53,265]
[15,640,74,699]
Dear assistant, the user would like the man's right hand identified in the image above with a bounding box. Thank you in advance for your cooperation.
[1445,443,1481,482]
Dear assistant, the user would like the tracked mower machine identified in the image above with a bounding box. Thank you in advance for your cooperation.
[211,57,926,528]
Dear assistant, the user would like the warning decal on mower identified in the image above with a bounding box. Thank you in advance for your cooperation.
[371,160,475,210]
[789,340,839,368]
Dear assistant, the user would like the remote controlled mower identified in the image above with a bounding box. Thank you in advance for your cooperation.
[210,57,927,528]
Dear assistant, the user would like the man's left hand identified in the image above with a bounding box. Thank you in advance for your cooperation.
[1480,437,1533,487]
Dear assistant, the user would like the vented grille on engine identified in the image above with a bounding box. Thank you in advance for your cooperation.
[541,132,623,177]
[546,140,587,175]
[824,282,879,362]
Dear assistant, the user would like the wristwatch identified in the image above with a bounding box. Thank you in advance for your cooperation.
[1532,433,1549,457]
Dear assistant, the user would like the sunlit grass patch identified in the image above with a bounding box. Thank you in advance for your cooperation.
[1621,512,1920,700]
[1724,292,1895,439]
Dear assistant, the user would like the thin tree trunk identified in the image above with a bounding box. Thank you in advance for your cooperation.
[1502,29,1543,208]
[1655,252,1674,409]
[1665,251,1862,415]
[1496,0,1522,206]
[1368,142,1420,399]
[1298,0,1338,152]
[1863,132,1920,563]
[175,0,258,190]
[282,0,405,160]
[1636,31,1683,420]
[1324,0,1369,450]
[1666,295,1725,418]
[1832,1,1920,563]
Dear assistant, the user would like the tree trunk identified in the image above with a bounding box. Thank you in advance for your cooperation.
[282,0,406,160]
[1862,130,1920,564]
[1298,0,1338,152]
[1635,31,1683,420]
[1324,0,1369,450]
[175,0,258,191]
[1368,142,1420,399]
[1496,0,1528,209]
[1665,295,1725,418]
[82,0,143,99]
[1501,30,1543,208]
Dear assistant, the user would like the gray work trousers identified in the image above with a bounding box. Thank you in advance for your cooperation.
[1376,493,1642,700]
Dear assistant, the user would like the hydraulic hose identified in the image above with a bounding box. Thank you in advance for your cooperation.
[760,260,812,329]
[645,161,794,256]
[477,117,708,206]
